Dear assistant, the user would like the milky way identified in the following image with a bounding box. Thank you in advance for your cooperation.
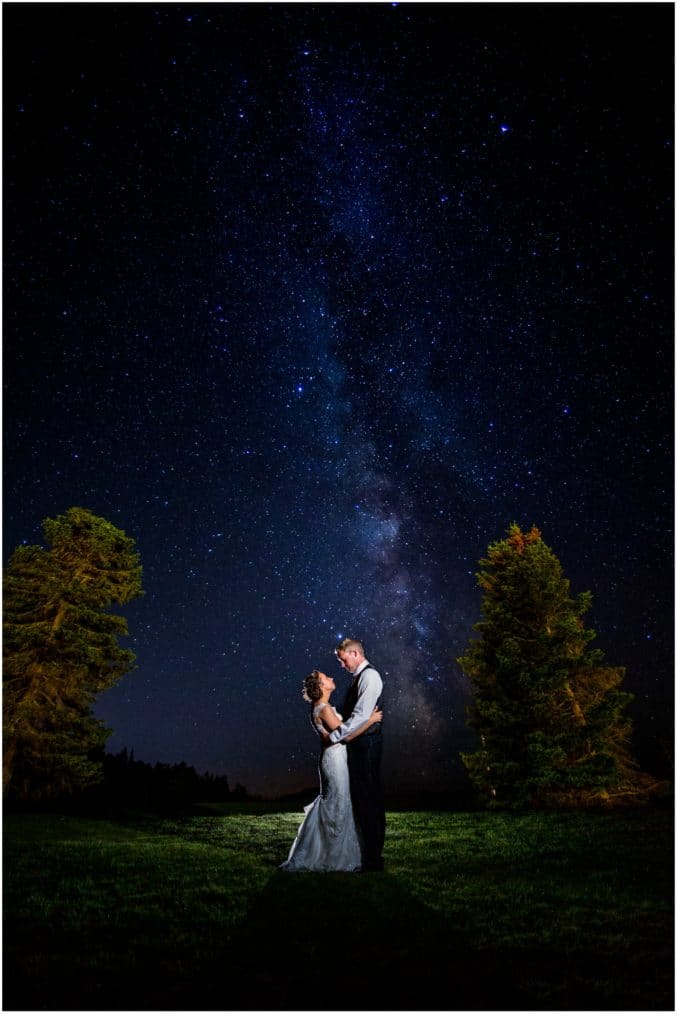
[4,5,672,794]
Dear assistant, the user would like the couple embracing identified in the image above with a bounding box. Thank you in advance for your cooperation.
[280,638,386,873]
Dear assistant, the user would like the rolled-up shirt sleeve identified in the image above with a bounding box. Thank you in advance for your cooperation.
[328,668,383,743]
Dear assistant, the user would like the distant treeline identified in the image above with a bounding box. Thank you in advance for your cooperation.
[5,747,252,814]
[96,747,251,811]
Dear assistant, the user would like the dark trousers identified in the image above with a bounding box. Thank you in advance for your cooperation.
[347,733,385,868]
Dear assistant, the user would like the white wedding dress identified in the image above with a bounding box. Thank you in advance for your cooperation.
[280,703,363,872]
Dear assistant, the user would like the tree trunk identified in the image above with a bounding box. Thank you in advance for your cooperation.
[3,737,17,793]
[51,601,67,634]
[564,681,586,726]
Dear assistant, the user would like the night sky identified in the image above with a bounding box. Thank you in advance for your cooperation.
[4,3,673,796]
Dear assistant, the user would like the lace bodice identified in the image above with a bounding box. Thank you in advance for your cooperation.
[311,702,342,739]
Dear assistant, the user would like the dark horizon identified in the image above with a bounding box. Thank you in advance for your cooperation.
[4,3,673,796]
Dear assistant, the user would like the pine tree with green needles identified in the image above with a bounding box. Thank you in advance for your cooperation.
[459,524,660,808]
[3,507,143,800]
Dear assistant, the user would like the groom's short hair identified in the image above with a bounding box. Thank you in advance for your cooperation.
[335,638,364,657]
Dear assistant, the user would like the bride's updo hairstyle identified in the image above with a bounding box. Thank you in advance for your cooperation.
[302,671,323,703]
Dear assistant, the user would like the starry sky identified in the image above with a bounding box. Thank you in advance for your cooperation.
[4,3,673,796]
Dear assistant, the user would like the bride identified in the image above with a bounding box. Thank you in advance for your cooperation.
[280,669,383,872]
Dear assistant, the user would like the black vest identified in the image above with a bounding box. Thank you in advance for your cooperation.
[343,662,383,735]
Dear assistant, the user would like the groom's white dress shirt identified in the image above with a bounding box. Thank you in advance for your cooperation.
[328,658,383,744]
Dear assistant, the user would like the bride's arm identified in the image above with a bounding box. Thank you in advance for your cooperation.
[319,705,383,742]
[318,705,343,731]
[344,707,383,742]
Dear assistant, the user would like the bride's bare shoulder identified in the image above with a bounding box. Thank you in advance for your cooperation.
[317,704,342,728]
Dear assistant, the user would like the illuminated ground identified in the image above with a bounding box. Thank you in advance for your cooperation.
[3,803,673,1010]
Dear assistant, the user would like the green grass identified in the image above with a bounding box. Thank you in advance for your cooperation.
[3,804,673,1009]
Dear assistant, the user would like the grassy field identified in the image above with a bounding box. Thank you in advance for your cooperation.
[3,802,673,1010]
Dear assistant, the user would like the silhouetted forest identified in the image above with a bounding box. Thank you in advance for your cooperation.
[4,747,251,814]
[97,748,250,811]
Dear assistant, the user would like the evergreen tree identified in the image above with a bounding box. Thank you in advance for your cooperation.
[459,524,658,808]
[3,507,143,799]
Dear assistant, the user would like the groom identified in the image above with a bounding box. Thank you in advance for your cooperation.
[325,638,385,872]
